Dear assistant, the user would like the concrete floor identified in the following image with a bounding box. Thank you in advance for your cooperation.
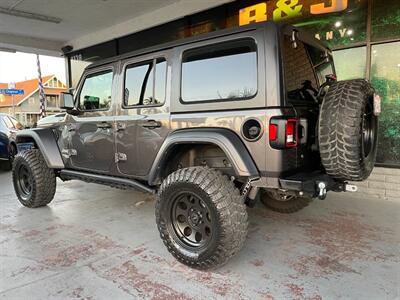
[0,169,399,300]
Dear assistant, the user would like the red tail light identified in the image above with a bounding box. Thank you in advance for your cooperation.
[269,124,277,141]
[285,119,298,148]
[269,117,299,149]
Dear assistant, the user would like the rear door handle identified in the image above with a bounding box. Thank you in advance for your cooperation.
[141,120,161,129]
[97,122,112,129]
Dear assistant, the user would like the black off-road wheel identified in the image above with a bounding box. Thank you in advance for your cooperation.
[260,189,311,214]
[319,79,378,181]
[12,149,56,208]
[156,167,248,270]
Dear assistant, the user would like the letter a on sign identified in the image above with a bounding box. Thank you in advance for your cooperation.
[239,3,267,26]
[311,0,348,14]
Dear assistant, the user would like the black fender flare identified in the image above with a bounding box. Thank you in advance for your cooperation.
[148,128,259,185]
[16,128,64,169]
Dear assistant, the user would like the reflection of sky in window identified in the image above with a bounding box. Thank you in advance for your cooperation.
[125,60,167,106]
[182,52,257,102]
[155,61,167,102]
[125,64,152,106]
[80,71,112,108]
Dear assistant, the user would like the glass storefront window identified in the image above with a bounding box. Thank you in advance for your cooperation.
[371,42,400,166]
[333,47,367,80]
[372,0,400,42]
[290,0,368,48]
[234,0,368,49]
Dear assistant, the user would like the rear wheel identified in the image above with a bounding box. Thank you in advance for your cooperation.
[12,149,56,207]
[260,189,311,214]
[156,167,248,270]
[319,79,378,181]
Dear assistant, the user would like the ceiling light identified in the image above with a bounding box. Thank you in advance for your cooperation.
[0,6,61,24]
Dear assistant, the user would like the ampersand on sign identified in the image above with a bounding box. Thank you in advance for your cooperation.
[273,0,303,21]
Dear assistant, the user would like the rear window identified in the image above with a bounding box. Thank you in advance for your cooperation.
[181,39,257,103]
[282,35,334,105]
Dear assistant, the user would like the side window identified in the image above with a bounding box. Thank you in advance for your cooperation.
[79,70,113,111]
[124,58,167,107]
[181,39,257,103]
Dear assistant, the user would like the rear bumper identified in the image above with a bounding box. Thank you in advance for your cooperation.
[279,171,346,198]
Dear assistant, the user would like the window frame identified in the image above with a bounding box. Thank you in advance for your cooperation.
[76,67,114,112]
[121,57,167,109]
[179,38,259,104]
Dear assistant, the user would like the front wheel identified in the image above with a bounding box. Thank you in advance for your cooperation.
[12,149,56,208]
[156,167,248,270]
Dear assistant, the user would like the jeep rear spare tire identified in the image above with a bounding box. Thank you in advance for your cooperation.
[319,79,378,181]
[156,167,248,270]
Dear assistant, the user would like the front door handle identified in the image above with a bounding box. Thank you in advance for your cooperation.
[97,122,112,129]
[141,120,161,129]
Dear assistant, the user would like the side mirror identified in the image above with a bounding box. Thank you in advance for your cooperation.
[60,92,75,110]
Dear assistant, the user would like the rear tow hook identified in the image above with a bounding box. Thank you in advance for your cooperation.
[316,181,327,200]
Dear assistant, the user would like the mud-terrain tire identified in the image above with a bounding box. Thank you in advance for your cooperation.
[12,149,56,207]
[319,79,378,181]
[260,189,311,214]
[156,167,248,270]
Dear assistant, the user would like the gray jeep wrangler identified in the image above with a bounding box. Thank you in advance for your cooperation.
[12,22,379,269]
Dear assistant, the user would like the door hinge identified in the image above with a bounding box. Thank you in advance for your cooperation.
[61,148,77,158]
[116,122,126,131]
[115,152,127,163]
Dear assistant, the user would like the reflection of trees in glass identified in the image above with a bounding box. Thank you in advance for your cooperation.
[371,0,400,41]
[372,77,400,165]
[221,87,255,99]
[333,47,366,80]
[291,0,368,48]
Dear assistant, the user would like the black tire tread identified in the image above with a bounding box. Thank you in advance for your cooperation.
[12,149,56,207]
[156,167,248,270]
[319,79,375,181]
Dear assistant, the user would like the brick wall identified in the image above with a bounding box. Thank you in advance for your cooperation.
[352,167,400,201]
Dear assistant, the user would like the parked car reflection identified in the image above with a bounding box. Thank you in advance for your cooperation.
[0,113,23,170]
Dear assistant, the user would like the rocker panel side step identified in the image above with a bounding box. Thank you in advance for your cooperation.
[59,169,155,194]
